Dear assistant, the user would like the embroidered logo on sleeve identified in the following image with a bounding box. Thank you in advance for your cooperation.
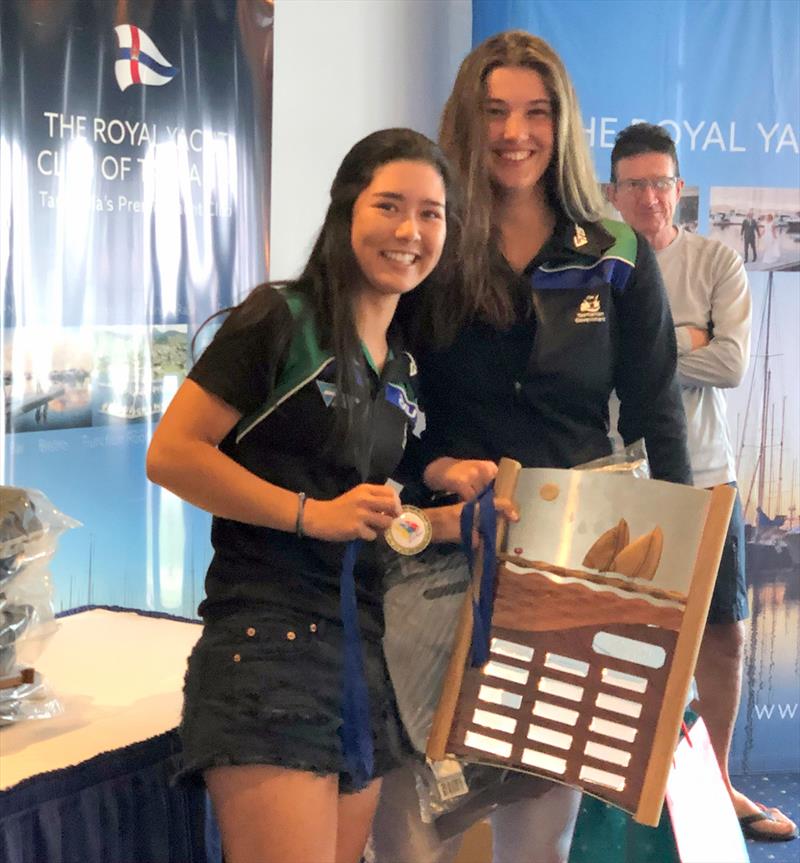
[316,380,337,407]
[384,383,419,422]
[575,293,606,324]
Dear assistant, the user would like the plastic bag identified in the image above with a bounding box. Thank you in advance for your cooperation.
[0,668,63,723]
[0,602,37,676]
[383,542,469,752]
[573,437,650,479]
[0,486,80,724]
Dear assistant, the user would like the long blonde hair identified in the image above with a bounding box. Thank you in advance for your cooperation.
[440,30,603,329]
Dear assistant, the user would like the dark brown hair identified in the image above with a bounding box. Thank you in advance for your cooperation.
[610,122,681,182]
[195,127,461,431]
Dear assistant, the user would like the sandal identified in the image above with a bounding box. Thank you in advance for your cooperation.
[739,803,799,842]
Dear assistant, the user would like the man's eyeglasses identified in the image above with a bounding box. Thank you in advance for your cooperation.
[614,176,679,194]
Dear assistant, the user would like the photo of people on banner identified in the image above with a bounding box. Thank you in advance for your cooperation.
[708,188,800,272]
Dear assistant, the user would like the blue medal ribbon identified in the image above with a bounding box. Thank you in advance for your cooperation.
[338,538,374,786]
[337,357,378,787]
[460,484,498,667]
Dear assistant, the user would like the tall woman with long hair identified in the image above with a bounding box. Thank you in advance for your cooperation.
[372,32,691,863]
[147,128,468,863]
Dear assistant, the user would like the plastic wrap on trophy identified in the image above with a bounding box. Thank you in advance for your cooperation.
[427,460,735,827]
[0,487,79,723]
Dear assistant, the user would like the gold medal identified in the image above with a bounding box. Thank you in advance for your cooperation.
[385,505,432,556]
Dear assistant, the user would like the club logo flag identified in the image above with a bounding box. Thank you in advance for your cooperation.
[114,25,178,91]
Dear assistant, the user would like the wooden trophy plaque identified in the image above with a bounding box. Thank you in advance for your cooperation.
[427,459,735,826]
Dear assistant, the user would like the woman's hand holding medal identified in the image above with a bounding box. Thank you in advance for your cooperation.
[303,485,402,542]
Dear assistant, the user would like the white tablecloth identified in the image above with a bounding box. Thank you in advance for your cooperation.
[1,607,201,790]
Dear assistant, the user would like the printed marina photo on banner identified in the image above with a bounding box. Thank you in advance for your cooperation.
[709,187,800,272]
[3,326,190,434]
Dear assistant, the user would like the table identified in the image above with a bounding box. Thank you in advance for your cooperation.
[0,606,219,863]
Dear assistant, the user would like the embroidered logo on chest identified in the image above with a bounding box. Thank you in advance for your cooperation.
[575,293,606,324]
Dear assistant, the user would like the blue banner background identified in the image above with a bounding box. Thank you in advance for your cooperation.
[475,0,798,193]
[474,0,800,776]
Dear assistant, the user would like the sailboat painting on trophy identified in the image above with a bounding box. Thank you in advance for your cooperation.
[428,464,735,826]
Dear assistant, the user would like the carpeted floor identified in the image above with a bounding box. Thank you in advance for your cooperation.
[731,773,800,863]
[433,772,800,863]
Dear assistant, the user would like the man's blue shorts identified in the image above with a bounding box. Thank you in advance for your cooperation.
[707,485,749,625]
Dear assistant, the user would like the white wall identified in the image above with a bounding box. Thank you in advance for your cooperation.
[270,0,471,280]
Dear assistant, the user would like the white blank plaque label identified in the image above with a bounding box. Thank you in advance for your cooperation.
[464,730,512,758]
[532,700,579,726]
[584,740,632,767]
[601,668,648,693]
[580,764,626,791]
[596,692,643,719]
[537,676,584,702]
[528,723,573,750]
[522,748,567,774]
[592,632,666,669]
[483,660,530,686]
[479,685,523,710]
[491,638,534,663]
[473,709,517,735]
[544,653,589,677]
[588,717,638,743]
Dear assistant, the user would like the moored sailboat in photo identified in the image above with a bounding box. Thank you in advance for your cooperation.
[737,273,798,577]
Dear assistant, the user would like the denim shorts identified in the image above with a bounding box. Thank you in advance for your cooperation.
[177,607,409,793]
[707,487,749,625]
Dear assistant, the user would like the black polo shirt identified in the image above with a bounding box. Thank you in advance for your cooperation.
[188,287,418,633]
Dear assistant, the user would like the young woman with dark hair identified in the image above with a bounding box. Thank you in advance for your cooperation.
[147,127,469,863]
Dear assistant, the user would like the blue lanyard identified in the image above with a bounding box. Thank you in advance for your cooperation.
[460,484,498,667]
[339,538,373,786]
[339,480,498,785]
[338,360,378,786]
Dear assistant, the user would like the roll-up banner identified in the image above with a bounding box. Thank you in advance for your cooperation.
[474,0,799,776]
[1,2,273,614]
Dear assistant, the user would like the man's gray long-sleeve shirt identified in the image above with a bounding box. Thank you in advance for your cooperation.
[656,227,751,488]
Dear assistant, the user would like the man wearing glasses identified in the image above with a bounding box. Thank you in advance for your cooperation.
[607,123,796,843]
